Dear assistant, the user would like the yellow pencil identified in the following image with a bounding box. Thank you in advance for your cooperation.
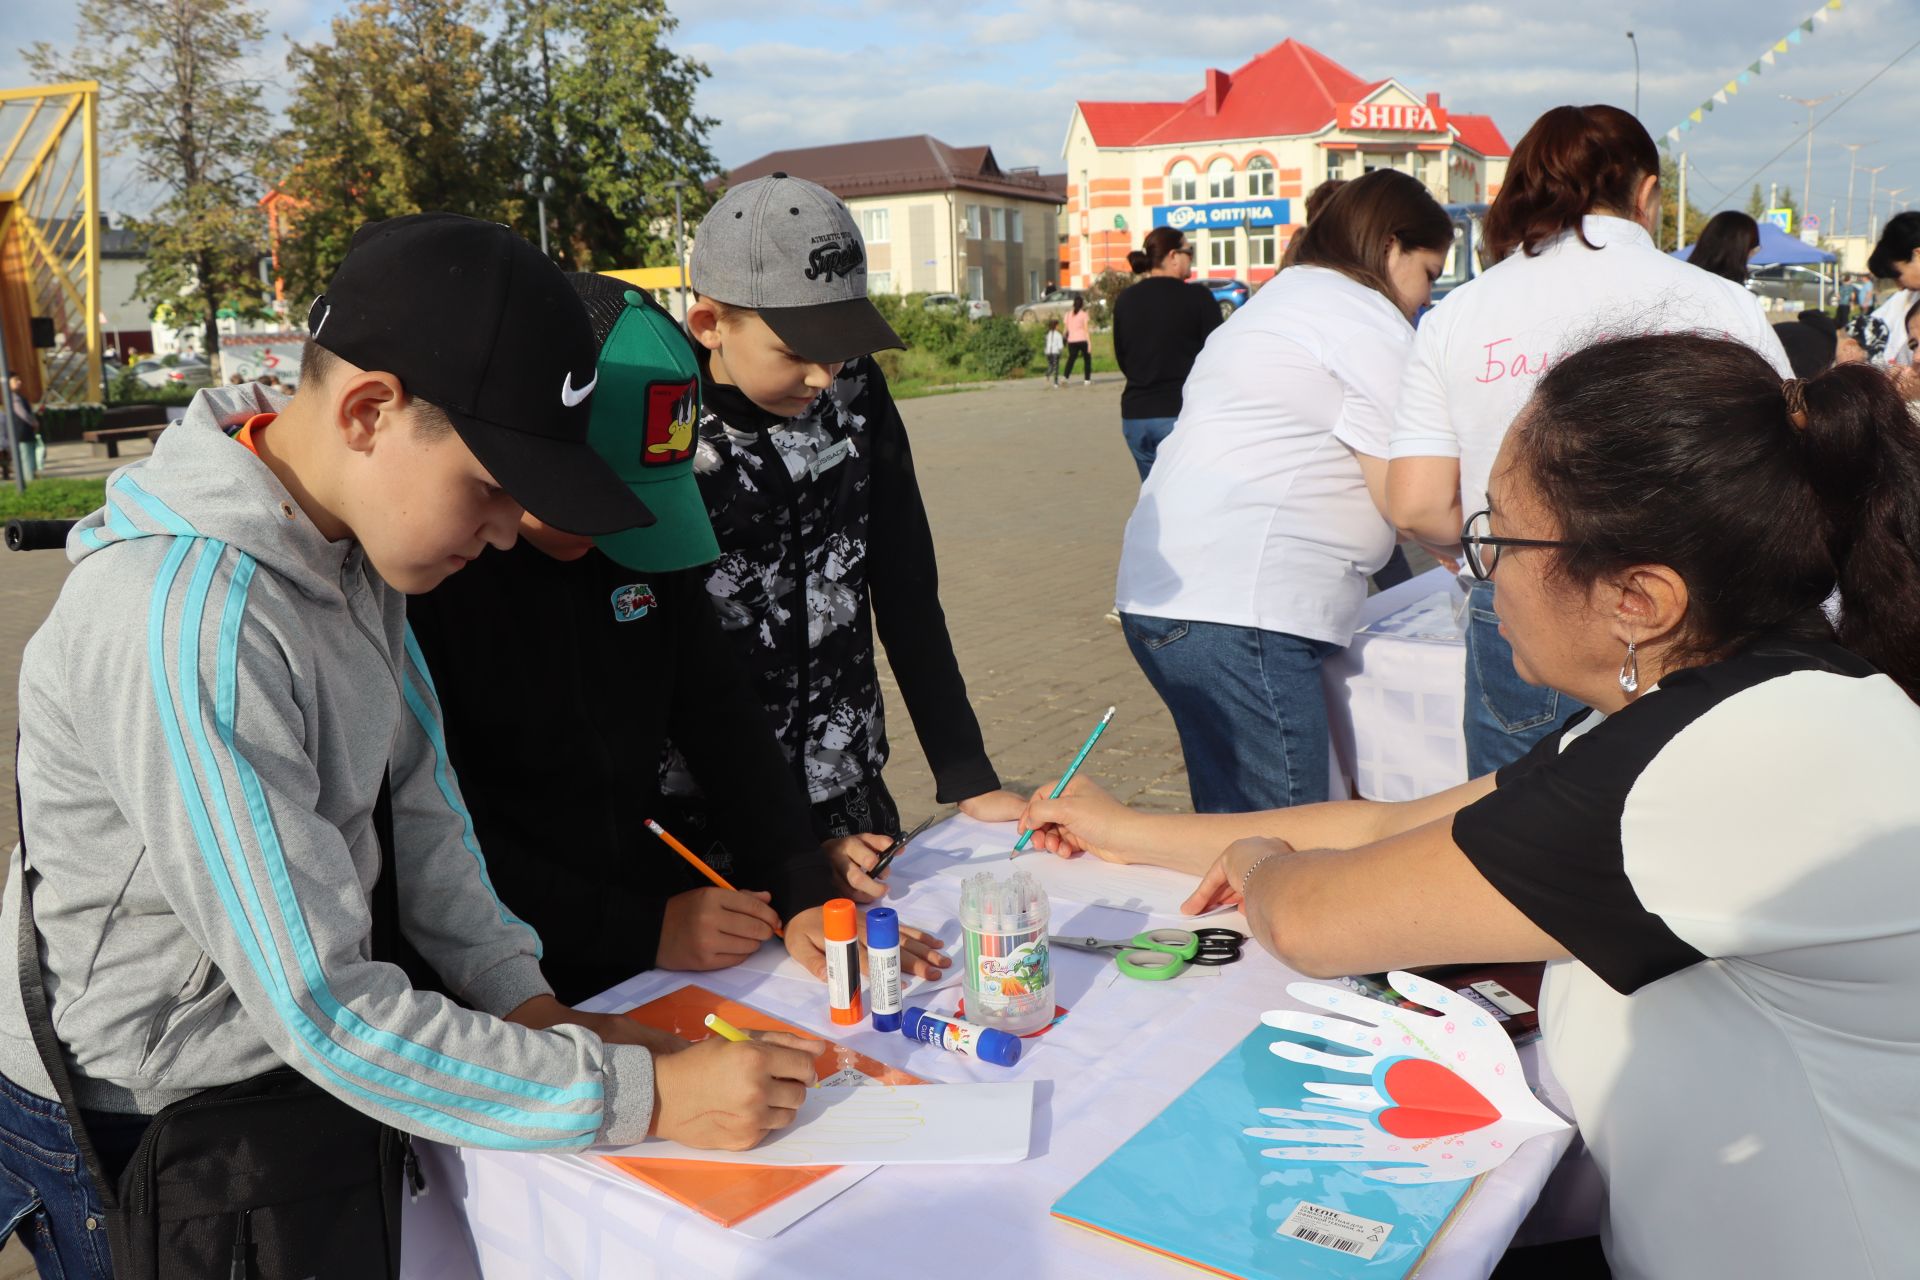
[703,1013,751,1042]
[644,818,784,937]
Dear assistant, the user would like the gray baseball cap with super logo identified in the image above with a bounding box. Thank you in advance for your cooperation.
[689,173,904,364]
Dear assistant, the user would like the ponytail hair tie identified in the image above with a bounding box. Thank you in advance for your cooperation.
[1783,378,1810,431]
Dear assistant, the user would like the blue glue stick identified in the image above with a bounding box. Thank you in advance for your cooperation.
[867,907,903,1033]
[902,1006,1022,1068]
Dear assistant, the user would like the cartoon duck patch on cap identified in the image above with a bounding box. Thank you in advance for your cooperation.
[644,380,698,464]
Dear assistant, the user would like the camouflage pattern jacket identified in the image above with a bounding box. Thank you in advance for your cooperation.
[662,355,999,838]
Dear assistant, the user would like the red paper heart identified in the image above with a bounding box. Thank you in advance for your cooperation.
[1376,1058,1502,1139]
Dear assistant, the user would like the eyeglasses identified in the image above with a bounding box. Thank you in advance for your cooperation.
[1460,509,1573,581]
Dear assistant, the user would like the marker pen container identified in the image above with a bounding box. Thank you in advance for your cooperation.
[823,898,862,1026]
[866,907,903,1033]
[959,870,1053,1037]
[901,1006,1022,1067]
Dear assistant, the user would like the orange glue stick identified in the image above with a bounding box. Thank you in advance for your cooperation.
[824,898,862,1026]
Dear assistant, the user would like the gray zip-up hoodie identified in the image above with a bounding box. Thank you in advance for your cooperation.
[2,385,654,1149]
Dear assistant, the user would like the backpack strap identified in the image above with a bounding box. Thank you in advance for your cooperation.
[13,732,118,1209]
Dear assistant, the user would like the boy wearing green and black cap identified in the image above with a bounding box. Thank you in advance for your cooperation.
[407,275,951,1003]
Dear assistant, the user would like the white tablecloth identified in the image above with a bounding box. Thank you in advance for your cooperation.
[401,816,1574,1280]
[1325,568,1471,802]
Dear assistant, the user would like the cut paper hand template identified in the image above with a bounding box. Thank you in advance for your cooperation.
[601,1082,1033,1167]
[1246,970,1569,1183]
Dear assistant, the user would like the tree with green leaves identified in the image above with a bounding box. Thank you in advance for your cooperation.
[1657,153,1707,251]
[26,0,272,368]
[272,0,523,305]
[497,0,723,271]
[1746,184,1767,219]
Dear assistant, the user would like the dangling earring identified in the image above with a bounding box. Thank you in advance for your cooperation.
[1618,641,1640,695]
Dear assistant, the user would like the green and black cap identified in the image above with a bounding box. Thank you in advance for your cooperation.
[566,273,720,572]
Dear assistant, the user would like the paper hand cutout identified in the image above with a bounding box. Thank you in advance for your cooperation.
[1244,970,1569,1183]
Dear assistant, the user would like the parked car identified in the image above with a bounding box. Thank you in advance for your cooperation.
[1747,264,1831,309]
[1430,203,1491,307]
[1205,278,1251,317]
[133,356,214,391]
[923,292,992,321]
[1012,288,1107,326]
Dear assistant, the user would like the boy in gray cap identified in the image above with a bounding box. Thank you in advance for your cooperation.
[665,174,1023,898]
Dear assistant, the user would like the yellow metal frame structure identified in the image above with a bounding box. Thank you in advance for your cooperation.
[0,81,102,405]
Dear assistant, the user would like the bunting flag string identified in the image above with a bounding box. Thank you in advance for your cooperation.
[1663,0,1845,147]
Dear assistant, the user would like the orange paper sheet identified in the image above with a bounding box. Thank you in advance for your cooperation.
[596,984,923,1227]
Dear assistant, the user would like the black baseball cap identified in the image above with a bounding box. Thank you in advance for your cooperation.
[308,213,653,536]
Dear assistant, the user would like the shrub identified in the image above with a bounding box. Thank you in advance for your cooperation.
[965,316,1036,379]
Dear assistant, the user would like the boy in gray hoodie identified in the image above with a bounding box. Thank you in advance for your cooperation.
[2,215,820,1273]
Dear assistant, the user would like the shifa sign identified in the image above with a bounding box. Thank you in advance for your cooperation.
[1152,199,1292,230]
[1338,101,1448,133]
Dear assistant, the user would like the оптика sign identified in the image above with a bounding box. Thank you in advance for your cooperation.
[1151,199,1293,231]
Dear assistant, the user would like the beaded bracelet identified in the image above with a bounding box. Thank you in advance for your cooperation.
[1241,847,1288,897]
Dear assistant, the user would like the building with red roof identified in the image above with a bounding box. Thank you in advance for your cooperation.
[1062,39,1510,287]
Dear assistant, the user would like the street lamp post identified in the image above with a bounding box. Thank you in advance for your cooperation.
[664,178,690,322]
[1626,31,1641,118]
[1779,93,1835,233]
[1839,143,1867,239]
[1863,165,1889,241]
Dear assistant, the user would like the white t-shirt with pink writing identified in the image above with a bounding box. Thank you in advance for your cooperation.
[1391,215,1790,523]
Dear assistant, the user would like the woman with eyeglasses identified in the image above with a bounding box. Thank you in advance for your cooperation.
[1386,104,1790,777]
[1113,172,1453,812]
[1024,332,1920,1279]
[1111,225,1222,480]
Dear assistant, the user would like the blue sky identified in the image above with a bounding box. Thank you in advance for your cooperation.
[5,0,1916,242]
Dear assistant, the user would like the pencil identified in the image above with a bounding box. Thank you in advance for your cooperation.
[704,1013,751,1042]
[644,817,784,938]
[1012,706,1116,856]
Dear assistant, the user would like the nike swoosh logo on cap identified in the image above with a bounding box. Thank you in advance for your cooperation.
[561,370,597,407]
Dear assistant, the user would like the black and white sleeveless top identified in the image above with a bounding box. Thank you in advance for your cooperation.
[1452,634,1920,1280]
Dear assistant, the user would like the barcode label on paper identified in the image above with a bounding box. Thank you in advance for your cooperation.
[1471,979,1535,1016]
[1277,1202,1392,1260]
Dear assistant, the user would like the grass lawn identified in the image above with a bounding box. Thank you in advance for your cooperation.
[887,330,1117,400]
[0,477,108,522]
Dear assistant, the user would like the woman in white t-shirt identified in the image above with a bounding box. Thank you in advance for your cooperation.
[1025,334,1920,1279]
[1852,211,1920,371]
[1385,104,1790,777]
[1113,171,1453,811]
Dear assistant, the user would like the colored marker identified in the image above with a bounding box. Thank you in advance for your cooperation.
[645,817,783,937]
[703,1013,750,1043]
[824,898,862,1026]
[1012,706,1116,855]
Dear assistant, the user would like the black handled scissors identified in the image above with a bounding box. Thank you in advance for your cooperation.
[869,814,936,878]
[1188,927,1248,966]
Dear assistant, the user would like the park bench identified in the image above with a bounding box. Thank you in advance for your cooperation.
[81,424,168,458]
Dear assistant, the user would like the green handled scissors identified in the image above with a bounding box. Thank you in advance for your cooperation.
[1050,927,1244,981]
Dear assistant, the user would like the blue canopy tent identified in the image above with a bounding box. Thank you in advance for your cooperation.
[1671,219,1838,266]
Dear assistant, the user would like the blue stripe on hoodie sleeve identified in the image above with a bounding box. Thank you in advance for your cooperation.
[149,540,598,1148]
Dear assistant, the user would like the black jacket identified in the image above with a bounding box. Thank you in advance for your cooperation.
[408,542,835,1004]
[663,356,999,839]
[1112,275,1224,419]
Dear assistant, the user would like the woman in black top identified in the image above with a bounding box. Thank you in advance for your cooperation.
[1111,227,1223,481]
[1686,210,1760,286]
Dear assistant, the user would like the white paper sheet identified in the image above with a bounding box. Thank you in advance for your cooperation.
[936,845,1227,918]
[597,1082,1033,1167]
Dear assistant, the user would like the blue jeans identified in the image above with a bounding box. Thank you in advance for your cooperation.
[1122,613,1340,812]
[0,1071,116,1278]
[1463,579,1579,777]
[1121,417,1179,482]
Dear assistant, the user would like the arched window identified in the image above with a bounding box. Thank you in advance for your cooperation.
[1168,160,1198,202]
[1246,155,1275,198]
[1207,157,1235,200]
